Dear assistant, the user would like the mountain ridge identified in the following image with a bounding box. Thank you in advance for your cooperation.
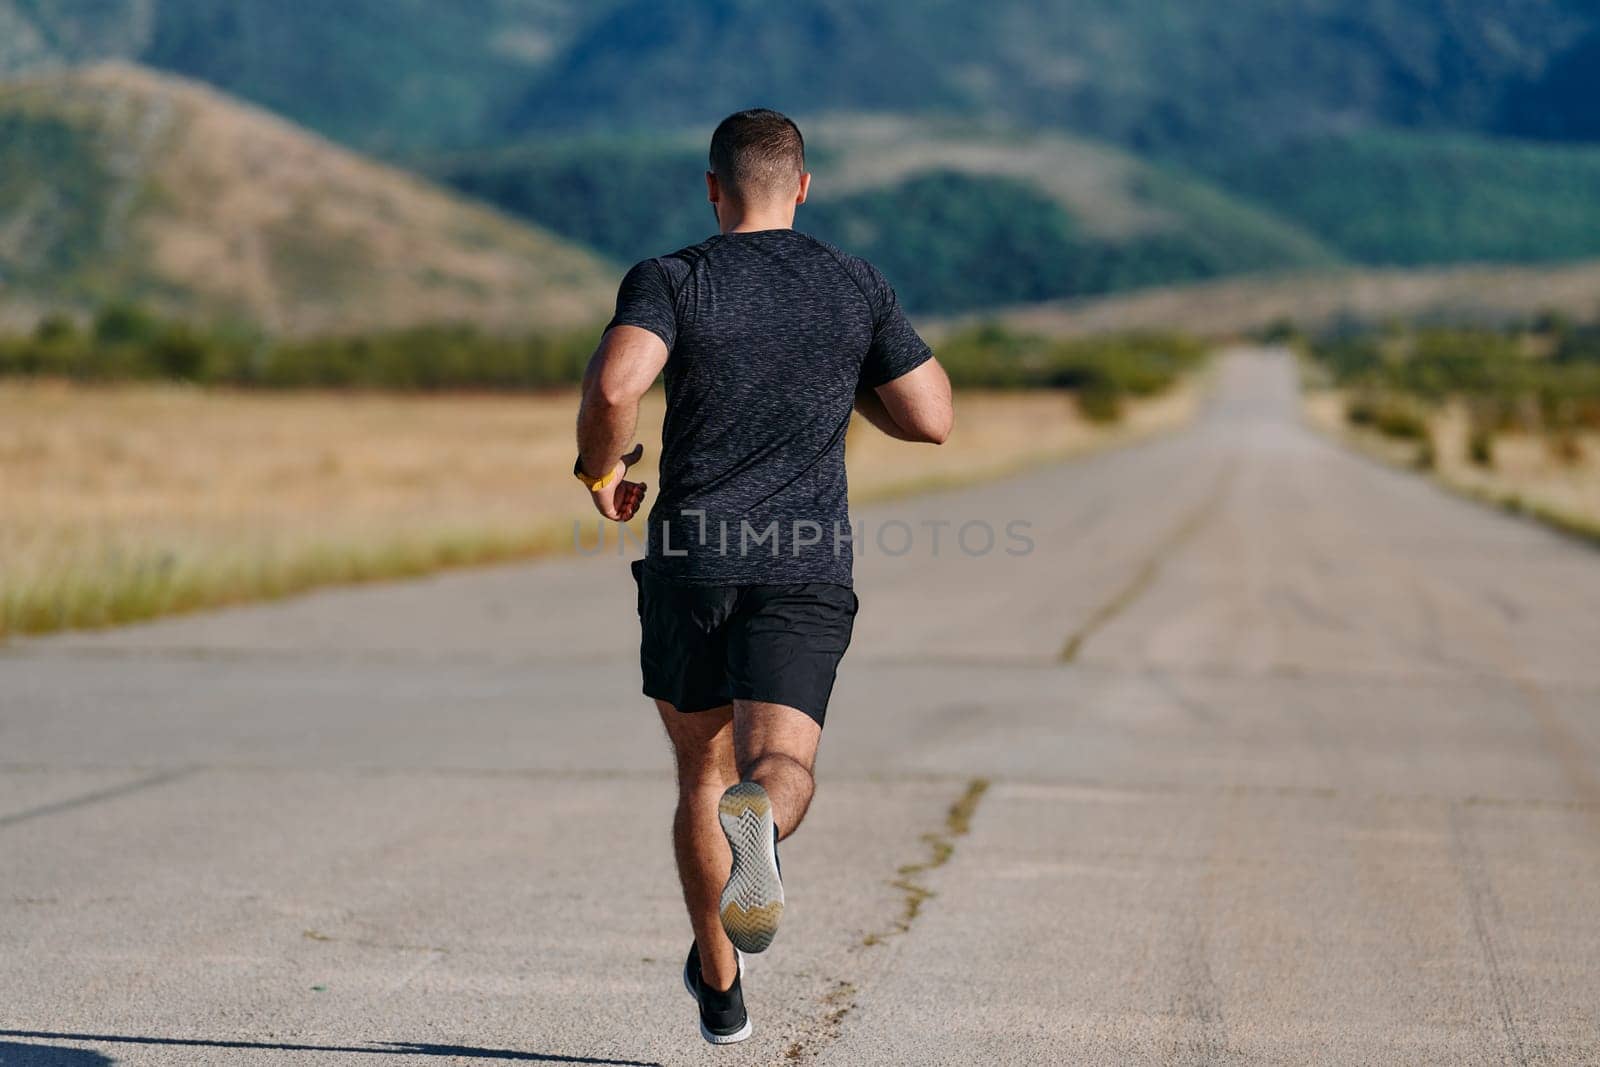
[2,1,1596,155]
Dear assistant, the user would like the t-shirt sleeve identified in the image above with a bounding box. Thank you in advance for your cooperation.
[857,264,933,389]
[606,259,678,351]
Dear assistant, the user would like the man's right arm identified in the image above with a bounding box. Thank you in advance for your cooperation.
[849,256,952,445]
[856,359,953,444]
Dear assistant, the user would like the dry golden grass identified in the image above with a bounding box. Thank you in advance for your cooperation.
[0,380,1198,637]
[1304,389,1600,542]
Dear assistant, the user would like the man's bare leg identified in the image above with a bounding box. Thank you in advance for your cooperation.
[713,700,822,953]
[655,699,741,992]
[733,699,822,840]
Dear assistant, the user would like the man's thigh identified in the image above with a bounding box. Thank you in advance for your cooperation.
[732,699,821,774]
[656,699,736,783]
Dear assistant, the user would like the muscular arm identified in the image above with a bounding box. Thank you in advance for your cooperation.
[855,358,953,444]
[854,385,925,441]
[576,324,669,519]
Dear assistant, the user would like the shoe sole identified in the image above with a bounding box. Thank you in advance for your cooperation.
[717,782,784,954]
[685,948,750,1045]
[700,1017,754,1045]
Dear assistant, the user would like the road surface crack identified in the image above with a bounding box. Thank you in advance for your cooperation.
[1448,804,1547,1066]
[1059,460,1238,662]
[0,766,198,829]
[861,777,990,947]
[779,777,990,1063]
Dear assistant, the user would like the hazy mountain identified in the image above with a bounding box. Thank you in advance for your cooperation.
[0,64,614,333]
[1496,24,1600,142]
[0,0,618,150]
[2,0,1595,156]
[504,0,1594,157]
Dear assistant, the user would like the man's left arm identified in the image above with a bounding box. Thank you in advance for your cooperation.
[576,324,668,521]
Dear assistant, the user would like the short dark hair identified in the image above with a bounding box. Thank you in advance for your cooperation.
[709,108,805,200]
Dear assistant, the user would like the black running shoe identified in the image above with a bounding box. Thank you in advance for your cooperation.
[683,941,752,1044]
[717,781,784,953]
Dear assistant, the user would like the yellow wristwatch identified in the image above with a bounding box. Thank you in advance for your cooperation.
[574,456,619,492]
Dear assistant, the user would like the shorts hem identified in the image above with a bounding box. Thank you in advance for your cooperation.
[644,687,732,714]
[730,688,828,728]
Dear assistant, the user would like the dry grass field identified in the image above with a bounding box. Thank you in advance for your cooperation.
[0,380,1198,637]
[1304,388,1600,542]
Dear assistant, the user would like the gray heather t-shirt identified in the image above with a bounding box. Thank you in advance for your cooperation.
[607,228,932,587]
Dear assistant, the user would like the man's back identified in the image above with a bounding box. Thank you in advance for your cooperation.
[610,228,930,587]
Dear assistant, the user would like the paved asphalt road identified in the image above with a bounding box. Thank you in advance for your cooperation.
[4,349,1600,1065]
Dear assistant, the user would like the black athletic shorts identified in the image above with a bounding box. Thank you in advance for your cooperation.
[632,560,858,727]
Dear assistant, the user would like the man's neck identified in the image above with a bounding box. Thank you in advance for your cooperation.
[718,204,795,234]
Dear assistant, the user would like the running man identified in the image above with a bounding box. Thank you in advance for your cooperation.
[574,108,953,1045]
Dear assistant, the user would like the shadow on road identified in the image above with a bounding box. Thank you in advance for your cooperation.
[0,1033,659,1067]
[0,1044,114,1066]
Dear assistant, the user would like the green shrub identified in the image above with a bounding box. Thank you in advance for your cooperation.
[1347,392,1429,440]
[938,321,1045,388]
[1315,333,1384,384]
[94,303,162,346]
[260,324,599,390]
[1374,406,1429,441]
[18,313,91,376]
[1077,384,1123,422]
[936,324,1200,392]
[1319,322,1600,456]
[0,304,603,390]
[148,325,210,380]
[933,323,1203,420]
[1258,317,1303,345]
[1345,395,1377,427]
[1468,428,1495,467]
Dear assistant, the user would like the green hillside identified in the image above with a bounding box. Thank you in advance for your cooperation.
[1216,132,1600,265]
[0,64,615,333]
[0,107,117,289]
[432,119,1340,313]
